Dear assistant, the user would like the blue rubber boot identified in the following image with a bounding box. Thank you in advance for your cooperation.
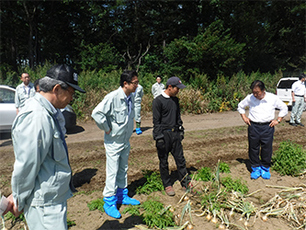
[250,166,261,179]
[261,166,271,179]
[103,196,121,219]
[116,188,140,205]
[135,128,142,135]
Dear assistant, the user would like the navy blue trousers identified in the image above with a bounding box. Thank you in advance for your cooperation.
[248,123,274,168]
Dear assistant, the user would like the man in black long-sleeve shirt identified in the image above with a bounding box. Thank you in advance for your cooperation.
[152,76,191,196]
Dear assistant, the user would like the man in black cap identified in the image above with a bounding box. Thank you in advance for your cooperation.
[5,64,85,229]
[152,76,191,196]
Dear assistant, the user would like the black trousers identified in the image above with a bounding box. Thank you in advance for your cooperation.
[248,123,274,168]
[156,130,190,188]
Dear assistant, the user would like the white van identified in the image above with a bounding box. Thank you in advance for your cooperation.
[276,77,299,107]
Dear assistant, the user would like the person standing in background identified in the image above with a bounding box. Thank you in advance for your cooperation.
[14,73,36,114]
[151,75,165,99]
[92,70,140,219]
[134,84,144,135]
[289,73,306,126]
[238,80,288,180]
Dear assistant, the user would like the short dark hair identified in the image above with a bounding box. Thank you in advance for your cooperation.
[156,75,162,80]
[120,70,137,87]
[299,73,306,80]
[250,80,265,91]
[34,78,40,91]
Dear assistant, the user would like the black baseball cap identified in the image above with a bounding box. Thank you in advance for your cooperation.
[166,76,186,89]
[46,64,86,93]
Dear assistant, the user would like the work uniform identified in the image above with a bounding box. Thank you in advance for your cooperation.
[151,82,165,99]
[92,87,135,197]
[238,92,288,168]
[152,92,190,188]
[134,84,143,123]
[290,80,306,124]
[14,82,36,111]
[11,93,73,230]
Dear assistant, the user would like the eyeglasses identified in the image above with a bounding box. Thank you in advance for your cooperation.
[130,81,139,85]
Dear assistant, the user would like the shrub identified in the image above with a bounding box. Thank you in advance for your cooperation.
[272,140,306,176]
[1,64,283,118]
[136,171,164,195]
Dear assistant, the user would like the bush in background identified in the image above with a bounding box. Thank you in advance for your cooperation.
[0,65,283,119]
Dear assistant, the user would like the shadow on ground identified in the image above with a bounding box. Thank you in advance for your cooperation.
[97,216,143,230]
[236,158,251,172]
[73,168,98,188]
[67,125,85,134]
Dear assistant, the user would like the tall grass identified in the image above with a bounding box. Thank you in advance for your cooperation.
[1,66,283,119]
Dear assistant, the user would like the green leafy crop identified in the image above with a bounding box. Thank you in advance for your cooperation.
[221,176,249,194]
[272,140,306,176]
[87,198,105,212]
[124,197,175,229]
[192,167,212,181]
[136,171,164,195]
[219,161,231,173]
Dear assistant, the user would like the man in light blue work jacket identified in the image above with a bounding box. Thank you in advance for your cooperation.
[92,70,140,219]
[5,64,85,230]
[134,84,144,134]
[14,72,36,114]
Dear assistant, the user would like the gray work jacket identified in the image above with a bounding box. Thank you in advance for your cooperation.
[92,87,135,143]
[11,93,73,211]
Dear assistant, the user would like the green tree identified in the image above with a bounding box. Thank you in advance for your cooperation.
[77,41,122,72]
[164,20,245,80]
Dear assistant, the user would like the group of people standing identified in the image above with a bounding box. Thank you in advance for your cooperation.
[4,66,191,228]
[3,65,305,229]
[91,72,191,218]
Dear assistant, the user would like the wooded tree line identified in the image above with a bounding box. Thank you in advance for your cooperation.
[1,0,305,83]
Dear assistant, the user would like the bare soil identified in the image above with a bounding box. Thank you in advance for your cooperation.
[1,110,305,230]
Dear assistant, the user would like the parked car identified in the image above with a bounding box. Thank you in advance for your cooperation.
[0,85,17,132]
[276,76,306,111]
[276,77,299,107]
[61,104,77,131]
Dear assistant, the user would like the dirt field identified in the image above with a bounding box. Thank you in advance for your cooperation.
[1,110,305,230]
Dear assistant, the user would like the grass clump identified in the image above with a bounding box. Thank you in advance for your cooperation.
[191,167,212,182]
[67,217,76,227]
[136,171,164,195]
[219,161,231,173]
[272,140,306,176]
[221,176,249,194]
[87,198,105,212]
[123,197,175,229]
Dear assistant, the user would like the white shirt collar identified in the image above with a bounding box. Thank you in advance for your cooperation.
[161,91,170,98]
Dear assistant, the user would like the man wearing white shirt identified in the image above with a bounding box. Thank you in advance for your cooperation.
[151,75,165,99]
[15,73,36,114]
[289,73,306,126]
[238,80,288,180]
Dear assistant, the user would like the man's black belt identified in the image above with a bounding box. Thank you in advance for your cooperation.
[250,121,270,125]
[295,94,304,97]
